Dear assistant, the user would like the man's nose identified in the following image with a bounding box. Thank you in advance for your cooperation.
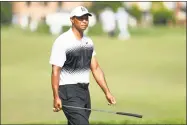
[82,18,88,22]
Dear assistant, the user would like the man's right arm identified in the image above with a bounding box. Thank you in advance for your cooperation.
[51,65,62,112]
[49,36,66,112]
[51,65,62,99]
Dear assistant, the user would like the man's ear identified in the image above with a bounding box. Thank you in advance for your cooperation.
[70,17,74,24]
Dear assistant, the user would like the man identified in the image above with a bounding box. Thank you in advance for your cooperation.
[99,7,116,37]
[115,7,130,40]
[49,6,116,125]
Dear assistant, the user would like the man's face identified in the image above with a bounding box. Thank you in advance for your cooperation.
[71,14,89,31]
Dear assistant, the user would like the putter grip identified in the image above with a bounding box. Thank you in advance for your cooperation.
[116,112,142,118]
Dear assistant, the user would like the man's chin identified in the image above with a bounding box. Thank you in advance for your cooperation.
[78,27,88,32]
[81,26,88,30]
[81,28,87,31]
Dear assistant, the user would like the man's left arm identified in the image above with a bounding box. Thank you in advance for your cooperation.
[90,56,116,104]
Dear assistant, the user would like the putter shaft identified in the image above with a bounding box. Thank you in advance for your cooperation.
[62,105,142,118]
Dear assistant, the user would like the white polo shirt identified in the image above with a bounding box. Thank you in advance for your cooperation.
[49,28,96,85]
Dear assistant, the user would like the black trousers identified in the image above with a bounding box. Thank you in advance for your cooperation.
[58,83,91,125]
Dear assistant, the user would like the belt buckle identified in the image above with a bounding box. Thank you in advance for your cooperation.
[83,84,86,88]
[82,84,86,89]
[77,83,88,90]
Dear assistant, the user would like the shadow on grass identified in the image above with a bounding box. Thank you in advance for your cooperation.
[33,119,185,124]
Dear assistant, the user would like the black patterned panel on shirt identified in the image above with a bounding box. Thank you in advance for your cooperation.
[63,46,93,74]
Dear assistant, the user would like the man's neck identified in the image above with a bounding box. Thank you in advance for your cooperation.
[72,27,83,40]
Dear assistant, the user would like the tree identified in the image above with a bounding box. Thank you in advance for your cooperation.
[1,2,12,25]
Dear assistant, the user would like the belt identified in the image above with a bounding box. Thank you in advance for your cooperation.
[60,83,89,90]
[76,83,89,90]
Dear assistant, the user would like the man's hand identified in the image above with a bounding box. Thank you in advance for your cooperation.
[105,92,116,105]
[53,97,62,112]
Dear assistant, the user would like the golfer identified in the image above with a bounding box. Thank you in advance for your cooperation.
[49,6,116,125]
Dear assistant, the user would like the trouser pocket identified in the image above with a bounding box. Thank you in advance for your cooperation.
[58,85,68,100]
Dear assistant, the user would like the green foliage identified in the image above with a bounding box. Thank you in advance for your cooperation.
[1,2,12,25]
[127,4,142,22]
[63,26,71,32]
[89,2,123,18]
[87,22,104,36]
[151,2,175,25]
[36,21,50,34]
[36,22,71,35]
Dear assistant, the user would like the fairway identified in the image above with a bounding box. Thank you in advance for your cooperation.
[1,26,186,124]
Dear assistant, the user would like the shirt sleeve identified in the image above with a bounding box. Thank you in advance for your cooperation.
[91,39,96,57]
[49,37,66,67]
[92,49,96,57]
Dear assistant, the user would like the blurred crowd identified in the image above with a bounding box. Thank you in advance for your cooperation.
[9,2,186,40]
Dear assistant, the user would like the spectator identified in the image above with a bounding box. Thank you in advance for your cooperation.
[20,14,29,29]
[137,2,152,26]
[116,7,130,40]
[99,7,116,37]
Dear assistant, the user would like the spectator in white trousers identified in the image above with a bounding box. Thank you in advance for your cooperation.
[99,7,116,37]
[116,7,130,40]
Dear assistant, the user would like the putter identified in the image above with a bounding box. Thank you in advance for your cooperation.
[62,105,143,118]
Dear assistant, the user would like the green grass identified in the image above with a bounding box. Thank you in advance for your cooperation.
[1,26,186,124]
